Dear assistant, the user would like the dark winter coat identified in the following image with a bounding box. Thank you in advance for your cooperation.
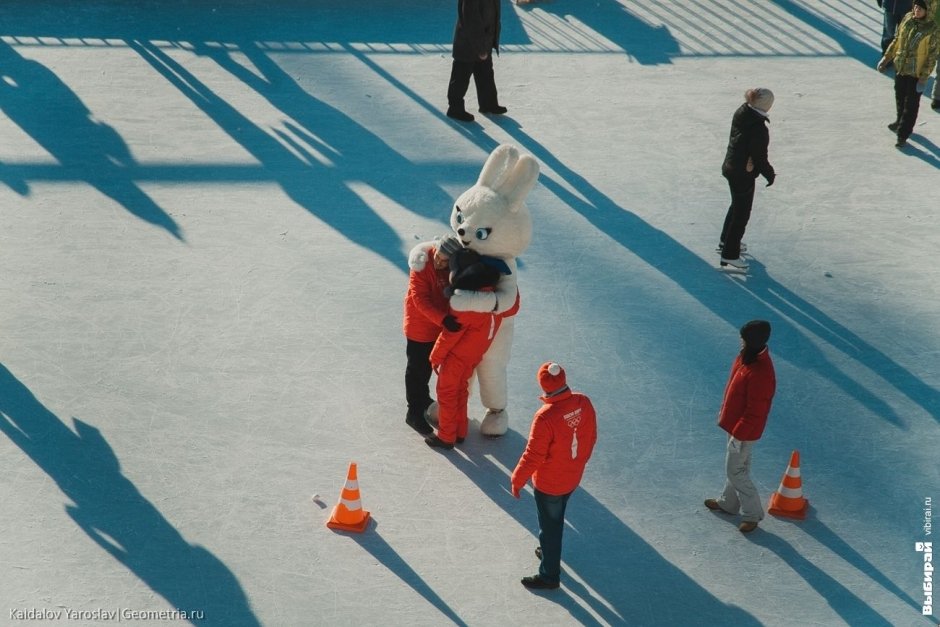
[721,104,775,184]
[717,349,776,442]
[880,0,913,18]
[452,0,501,63]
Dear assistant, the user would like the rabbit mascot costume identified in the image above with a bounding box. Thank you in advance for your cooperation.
[410,144,539,436]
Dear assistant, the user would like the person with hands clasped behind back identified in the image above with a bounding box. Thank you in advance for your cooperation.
[878,0,940,148]
[402,234,463,436]
[511,362,597,590]
[425,248,517,450]
[705,321,776,534]
[446,0,506,122]
[717,88,776,271]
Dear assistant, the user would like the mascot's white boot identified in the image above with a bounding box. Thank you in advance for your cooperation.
[477,322,513,436]
[481,409,509,437]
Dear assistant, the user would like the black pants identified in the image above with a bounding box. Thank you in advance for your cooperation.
[405,339,434,417]
[447,55,499,112]
[894,74,921,141]
[719,174,756,260]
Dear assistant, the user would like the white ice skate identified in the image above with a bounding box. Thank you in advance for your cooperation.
[719,256,749,270]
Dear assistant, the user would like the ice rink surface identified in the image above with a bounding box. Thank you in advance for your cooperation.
[1,1,938,625]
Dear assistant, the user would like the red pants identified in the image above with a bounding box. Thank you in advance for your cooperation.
[435,353,479,443]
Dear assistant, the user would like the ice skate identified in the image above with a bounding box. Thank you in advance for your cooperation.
[716,242,746,254]
[719,256,749,270]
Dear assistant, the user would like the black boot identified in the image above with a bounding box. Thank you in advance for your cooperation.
[479,105,508,115]
[446,107,474,122]
[405,410,433,435]
[521,575,559,590]
[424,434,455,449]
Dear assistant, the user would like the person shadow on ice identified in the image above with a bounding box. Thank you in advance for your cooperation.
[0,363,259,626]
[0,41,182,240]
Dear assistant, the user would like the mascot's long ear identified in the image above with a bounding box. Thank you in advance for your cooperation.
[477,144,520,190]
[496,154,539,212]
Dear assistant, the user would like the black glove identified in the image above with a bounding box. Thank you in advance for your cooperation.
[443,285,455,298]
[765,172,776,187]
[442,315,462,332]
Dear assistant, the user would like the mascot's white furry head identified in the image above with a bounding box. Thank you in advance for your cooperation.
[450,145,538,261]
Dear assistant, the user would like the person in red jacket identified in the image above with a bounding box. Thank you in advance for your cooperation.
[511,362,597,590]
[426,248,517,449]
[402,235,463,435]
[705,320,776,533]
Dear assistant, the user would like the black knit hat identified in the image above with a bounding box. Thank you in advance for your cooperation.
[449,248,501,291]
[739,320,771,364]
[740,320,771,350]
[914,0,928,9]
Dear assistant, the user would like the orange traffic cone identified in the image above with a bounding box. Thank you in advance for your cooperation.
[768,450,809,519]
[326,462,371,533]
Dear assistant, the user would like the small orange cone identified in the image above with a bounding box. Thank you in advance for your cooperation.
[326,462,371,533]
[768,450,809,519]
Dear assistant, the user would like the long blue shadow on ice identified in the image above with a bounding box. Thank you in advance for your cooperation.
[343,525,469,627]
[0,0,525,50]
[476,116,940,427]
[192,40,463,245]
[906,133,940,169]
[0,364,259,626]
[0,41,182,240]
[794,515,922,613]
[772,0,880,65]
[129,39,456,272]
[748,531,894,625]
[434,431,760,626]
[509,0,679,64]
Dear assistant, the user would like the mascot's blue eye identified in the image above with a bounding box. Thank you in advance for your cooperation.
[475,228,491,241]
[455,212,464,225]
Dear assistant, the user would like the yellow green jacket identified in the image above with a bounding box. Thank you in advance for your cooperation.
[885,8,940,80]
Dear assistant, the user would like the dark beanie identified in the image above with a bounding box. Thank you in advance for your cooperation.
[740,320,771,363]
[914,0,928,9]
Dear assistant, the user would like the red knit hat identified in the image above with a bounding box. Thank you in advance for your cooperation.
[537,362,568,396]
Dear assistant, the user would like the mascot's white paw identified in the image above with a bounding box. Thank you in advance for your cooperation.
[408,242,433,272]
[424,402,439,429]
[480,408,508,437]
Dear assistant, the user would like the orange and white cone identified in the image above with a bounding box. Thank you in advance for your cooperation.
[768,450,809,519]
[326,462,371,533]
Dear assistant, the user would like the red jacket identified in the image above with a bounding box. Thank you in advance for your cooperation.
[511,389,597,496]
[717,349,776,441]
[402,248,451,343]
[430,290,519,368]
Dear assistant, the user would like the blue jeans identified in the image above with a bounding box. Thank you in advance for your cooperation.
[534,489,572,583]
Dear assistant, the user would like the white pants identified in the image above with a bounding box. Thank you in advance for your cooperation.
[716,436,764,523]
